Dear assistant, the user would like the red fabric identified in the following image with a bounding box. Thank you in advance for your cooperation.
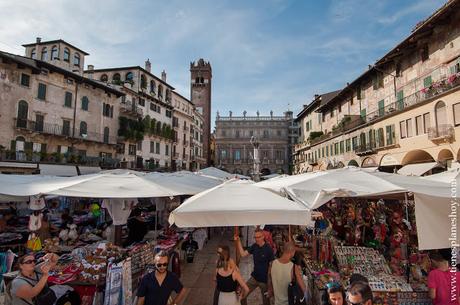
[262,230,276,254]
[73,285,97,305]
[428,269,460,305]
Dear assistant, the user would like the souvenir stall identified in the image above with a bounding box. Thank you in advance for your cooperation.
[295,197,432,305]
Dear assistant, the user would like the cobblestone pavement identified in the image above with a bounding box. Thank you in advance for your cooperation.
[180,228,264,305]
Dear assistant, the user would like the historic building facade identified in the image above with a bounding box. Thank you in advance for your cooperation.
[215,111,297,176]
[0,40,123,171]
[294,0,460,175]
[84,61,174,170]
[190,59,212,166]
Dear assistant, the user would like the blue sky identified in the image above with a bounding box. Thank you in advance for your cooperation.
[0,0,446,128]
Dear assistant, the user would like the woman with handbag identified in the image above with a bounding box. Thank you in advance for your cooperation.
[216,245,249,305]
[269,242,307,305]
[10,253,58,305]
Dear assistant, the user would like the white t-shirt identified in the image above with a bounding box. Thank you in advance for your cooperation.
[271,259,293,305]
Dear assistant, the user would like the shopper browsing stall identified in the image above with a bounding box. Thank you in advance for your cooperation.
[347,281,373,305]
[215,245,249,305]
[268,242,307,305]
[235,229,274,305]
[10,253,59,305]
[136,251,186,305]
[428,253,460,305]
[321,282,345,305]
[127,208,148,245]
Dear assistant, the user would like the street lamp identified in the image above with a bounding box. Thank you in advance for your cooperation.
[250,136,260,182]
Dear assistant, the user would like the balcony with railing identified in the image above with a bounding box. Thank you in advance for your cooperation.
[354,142,377,156]
[428,124,455,142]
[365,72,460,124]
[307,158,318,165]
[14,119,117,145]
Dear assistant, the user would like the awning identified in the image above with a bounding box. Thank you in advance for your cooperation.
[39,164,78,176]
[78,166,101,175]
[0,162,37,169]
[397,162,441,176]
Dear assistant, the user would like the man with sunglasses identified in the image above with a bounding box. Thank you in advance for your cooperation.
[235,228,274,305]
[136,251,186,305]
[346,281,373,305]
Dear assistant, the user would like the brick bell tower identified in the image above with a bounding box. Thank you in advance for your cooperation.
[190,59,212,166]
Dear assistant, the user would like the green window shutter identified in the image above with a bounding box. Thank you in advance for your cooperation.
[10,140,16,151]
[451,66,457,75]
[360,109,366,118]
[378,100,385,116]
[24,141,33,152]
[65,92,72,107]
[396,91,404,110]
[423,76,432,88]
[37,83,46,100]
[81,97,89,110]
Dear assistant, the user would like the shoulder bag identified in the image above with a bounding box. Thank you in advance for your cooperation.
[288,264,306,305]
[18,272,57,305]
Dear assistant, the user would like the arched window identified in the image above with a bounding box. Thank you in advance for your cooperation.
[140,74,147,89]
[79,121,87,136]
[100,74,108,82]
[17,100,28,128]
[81,96,89,111]
[73,53,80,66]
[41,47,48,61]
[51,46,58,60]
[31,48,36,59]
[150,80,156,93]
[158,85,163,99]
[113,73,121,82]
[63,48,70,62]
[165,89,171,101]
[103,127,109,144]
[125,72,134,81]
[435,101,447,132]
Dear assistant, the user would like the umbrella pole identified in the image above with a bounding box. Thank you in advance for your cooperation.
[234,226,240,266]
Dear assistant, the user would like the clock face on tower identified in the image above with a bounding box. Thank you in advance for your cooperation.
[192,88,203,103]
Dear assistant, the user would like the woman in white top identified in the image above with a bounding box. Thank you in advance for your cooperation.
[269,242,307,305]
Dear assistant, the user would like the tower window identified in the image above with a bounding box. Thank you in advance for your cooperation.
[63,48,70,62]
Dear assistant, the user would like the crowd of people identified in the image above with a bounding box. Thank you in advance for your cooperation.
[4,225,460,305]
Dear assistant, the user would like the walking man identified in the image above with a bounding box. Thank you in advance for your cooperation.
[235,228,274,305]
[269,242,307,305]
[136,251,187,305]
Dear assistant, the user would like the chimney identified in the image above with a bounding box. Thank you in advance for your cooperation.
[145,59,151,73]
[87,65,94,71]
[161,70,167,82]
[36,37,42,44]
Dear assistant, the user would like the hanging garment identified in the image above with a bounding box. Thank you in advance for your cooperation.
[29,196,46,210]
[28,212,43,231]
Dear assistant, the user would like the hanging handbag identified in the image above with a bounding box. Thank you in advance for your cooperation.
[288,265,306,305]
[18,273,57,305]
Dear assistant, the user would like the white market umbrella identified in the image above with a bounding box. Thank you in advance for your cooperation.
[146,171,222,195]
[422,168,460,184]
[45,170,180,198]
[198,167,250,180]
[169,179,311,227]
[0,174,98,197]
[258,167,458,250]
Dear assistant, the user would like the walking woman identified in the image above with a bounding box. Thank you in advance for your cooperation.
[216,245,249,305]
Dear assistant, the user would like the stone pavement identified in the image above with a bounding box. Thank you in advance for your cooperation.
[180,228,264,305]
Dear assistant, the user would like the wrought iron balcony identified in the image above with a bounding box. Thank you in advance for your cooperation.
[354,142,377,156]
[14,119,117,145]
[428,124,455,141]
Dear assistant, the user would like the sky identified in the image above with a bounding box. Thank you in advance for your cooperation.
[0,0,447,128]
